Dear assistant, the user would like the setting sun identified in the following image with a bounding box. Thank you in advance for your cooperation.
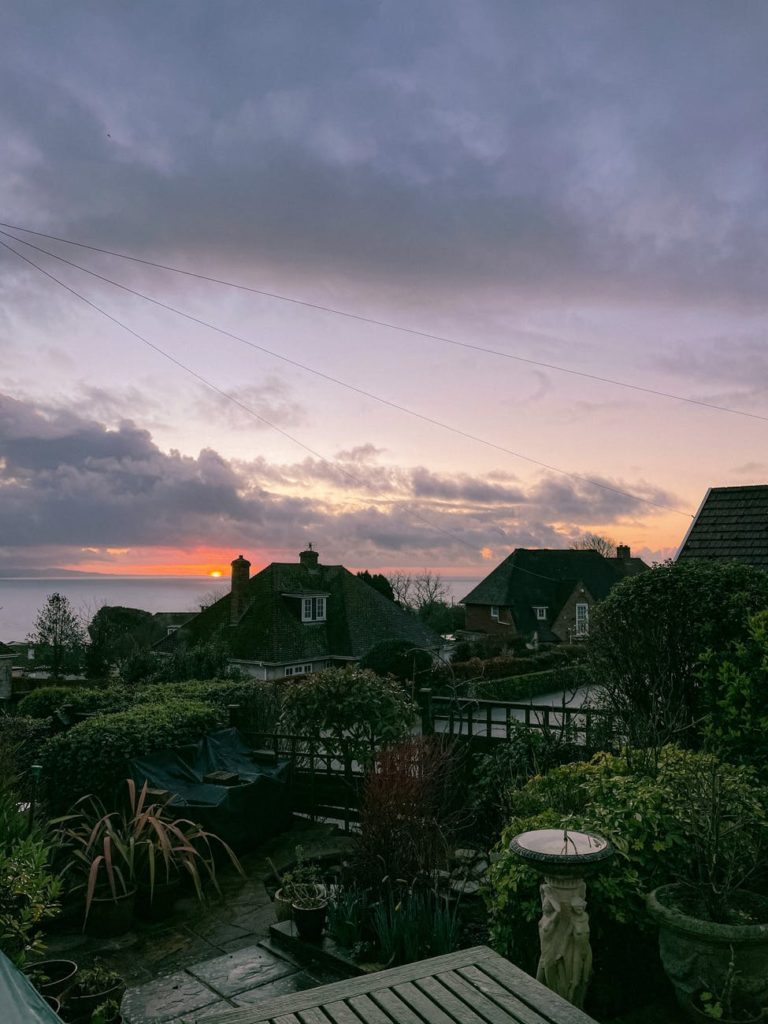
[209,570,222,578]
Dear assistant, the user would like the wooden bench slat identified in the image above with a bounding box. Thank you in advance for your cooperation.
[320,1000,367,1024]
[371,986,436,1024]
[433,970,546,1024]
[475,960,597,1024]
[346,994,396,1024]
[453,967,552,1024]
[392,981,461,1024]
[415,974,495,1024]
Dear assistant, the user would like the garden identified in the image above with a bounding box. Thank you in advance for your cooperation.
[1,559,768,1023]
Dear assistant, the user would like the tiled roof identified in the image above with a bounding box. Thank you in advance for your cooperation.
[161,560,439,662]
[677,485,768,570]
[460,548,647,633]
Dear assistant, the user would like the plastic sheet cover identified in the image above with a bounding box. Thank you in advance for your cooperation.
[0,952,64,1024]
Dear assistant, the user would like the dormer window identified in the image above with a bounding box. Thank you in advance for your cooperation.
[533,606,547,621]
[302,596,326,623]
[490,606,500,620]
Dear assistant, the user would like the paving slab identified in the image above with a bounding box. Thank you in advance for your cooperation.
[122,970,222,1023]
[231,970,320,1006]
[187,944,296,997]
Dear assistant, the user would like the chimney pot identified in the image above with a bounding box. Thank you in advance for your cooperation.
[616,544,631,560]
[299,544,319,568]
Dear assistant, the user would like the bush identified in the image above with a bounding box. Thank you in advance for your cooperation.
[359,640,433,683]
[486,747,768,1014]
[121,641,237,685]
[17,685,131,720]
[588,560,768,750]
[0,714,51,785]
[470,665,589,702]
[134,678,280,732]
[42,699,223,810]
[280,668,416,765]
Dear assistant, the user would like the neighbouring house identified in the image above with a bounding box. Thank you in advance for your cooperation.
[460,546,648,644]
[676,484,768,571]
[151,611,196,637]
[157,546,441,679]
[0,642,13,700]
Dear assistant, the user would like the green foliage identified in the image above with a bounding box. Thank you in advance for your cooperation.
[417,600,465,635]
[280,667,416,763]
[372,883,460,966]
[42,699,223,809]
[487,747,768,968]
[27,592,87,676]
[588,560,768,749]
[0,714,51,783]
[697,609,768,774]
[470,665,589,701]
[327,887,369,949]
[359,639,433,683]
[86,605,158,677]
[17,685,131,720]
[120,640,235,684]
[134,678,280,732]
[0,777,61,966]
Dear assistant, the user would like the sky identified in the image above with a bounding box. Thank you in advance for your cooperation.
[1,1,767,578]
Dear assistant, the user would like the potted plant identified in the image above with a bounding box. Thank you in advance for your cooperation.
[90,997,123,1024]
[124,780,242,920]
[647,755,768,1015]
[291,882,329,942]
[24,959,78,999]
[273,846,322,923]
[686,947,765,1023]
[64,960,125,1022]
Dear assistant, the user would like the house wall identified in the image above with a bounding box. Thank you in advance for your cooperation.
[464,604,517,636]
[228,658,334,681]
[551,583,596,643]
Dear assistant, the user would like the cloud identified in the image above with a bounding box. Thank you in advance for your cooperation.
[2,1,768,305]
[0,391,682,570]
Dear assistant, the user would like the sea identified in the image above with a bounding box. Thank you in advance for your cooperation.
[0,575,482,643]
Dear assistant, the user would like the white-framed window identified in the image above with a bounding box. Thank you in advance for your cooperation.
[284,663,314,677]
[301,596,327,623]
[490,605,500,620]
[533,606,547,621]
[575,602,589,636]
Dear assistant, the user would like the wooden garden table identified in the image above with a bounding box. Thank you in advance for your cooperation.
[198,945,599,1024]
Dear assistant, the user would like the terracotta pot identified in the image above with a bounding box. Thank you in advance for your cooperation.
[24,959,78,998]
[648,884,768,1011]
[65,980,126,1022]
[85,890,136,938]
[292,901,328,942]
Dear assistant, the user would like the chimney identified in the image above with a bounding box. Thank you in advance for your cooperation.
[230,554,251,624]
[299,543,319,569]
[616,544,631,560]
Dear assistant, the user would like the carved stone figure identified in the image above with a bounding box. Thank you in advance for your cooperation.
[535,877,592,1008]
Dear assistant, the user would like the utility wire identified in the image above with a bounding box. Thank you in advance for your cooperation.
[0,219,765,425]
[0,228,693,519]
[1,234,565,579]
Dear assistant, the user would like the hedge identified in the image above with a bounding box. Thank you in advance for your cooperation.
[16,685,131,720]
[428,647,583,688]
[42,698,223,810]
[470,665,590,702]
[134,679,281,732]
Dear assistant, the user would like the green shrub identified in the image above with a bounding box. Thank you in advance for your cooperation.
[359,640,433,683]
[42,699,223,810]
[280,667,416,765]
[487,747,768,965]
[0,714,51,783]
[470,665,589,702]
[134,678,280,732]
[17,685,131,720]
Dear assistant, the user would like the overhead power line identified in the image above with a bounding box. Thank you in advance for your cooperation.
[0,233,565,580]
[0,220,765,424]
[0,228,693,519]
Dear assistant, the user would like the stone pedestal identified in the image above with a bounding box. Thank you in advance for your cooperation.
[509,828,613,1009]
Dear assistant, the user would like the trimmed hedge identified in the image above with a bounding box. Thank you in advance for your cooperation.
[470,665,590,702]
[429,647,583,689]
[16,685,131,720]
[42,698,223,810]
[134,679,281,732]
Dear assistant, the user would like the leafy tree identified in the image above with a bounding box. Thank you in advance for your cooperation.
[588,560,768,753]
[359,639,433,682]
[570,533,617,557]
[86,605,157,677]
[27,592,86,677]
[280,667,416,765]
[697,609,768,773]
[356,570,395,601]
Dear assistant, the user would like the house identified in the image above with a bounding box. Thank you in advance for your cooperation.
[158,546,440,679]
[676,484,768,571]
[460,546,648,643]
[0,642,13,700]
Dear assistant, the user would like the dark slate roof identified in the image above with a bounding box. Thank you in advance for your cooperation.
[160,560,439,662]
[677,485,768,570]
[460,548,647,635]
[152,612,195,629]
